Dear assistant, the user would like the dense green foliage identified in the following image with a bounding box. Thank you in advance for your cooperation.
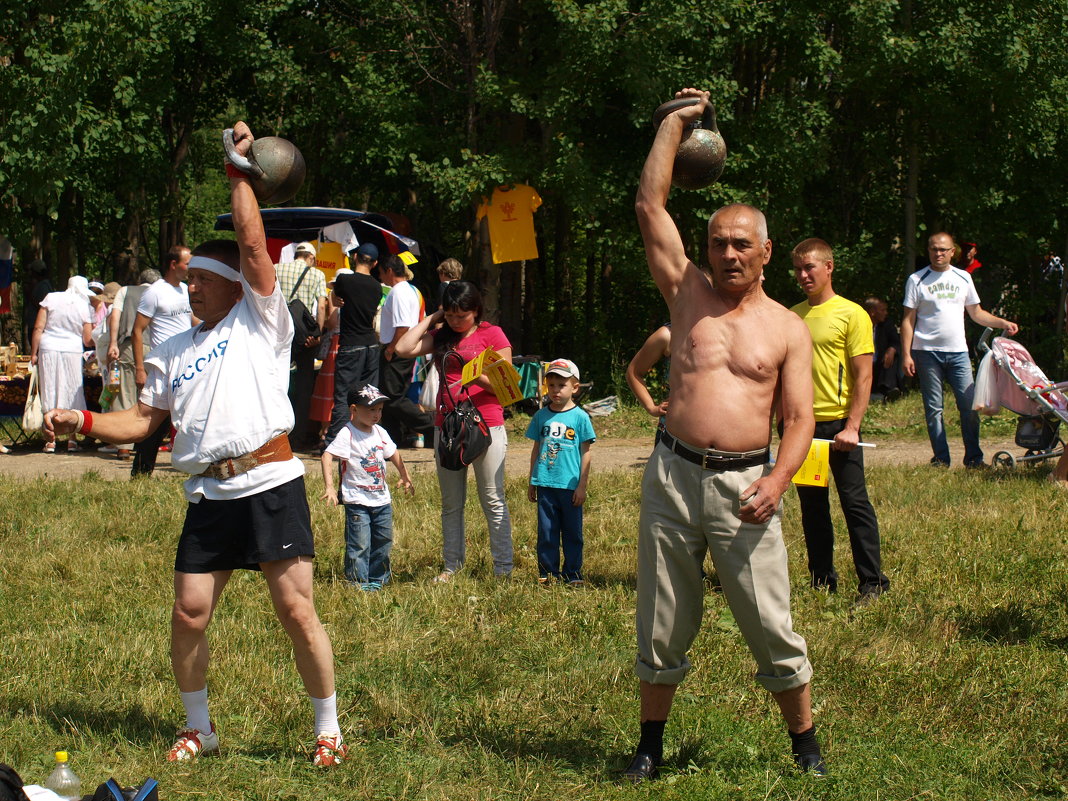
[3,0,1068,381]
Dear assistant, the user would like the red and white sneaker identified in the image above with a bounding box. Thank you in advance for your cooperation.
[167,725,219,761]
[311,732,348,767]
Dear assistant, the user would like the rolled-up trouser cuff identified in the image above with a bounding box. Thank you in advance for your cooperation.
[633,655,691,685]
[755,660,813,693]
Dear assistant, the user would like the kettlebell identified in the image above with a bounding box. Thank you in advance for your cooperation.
[222,129,306,205]
[651,97,727,190]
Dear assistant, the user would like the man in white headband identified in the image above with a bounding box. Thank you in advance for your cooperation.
[43,121,348,768]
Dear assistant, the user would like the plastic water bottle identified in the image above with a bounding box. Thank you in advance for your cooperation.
[108,361,121,390]
[44,751,81,800]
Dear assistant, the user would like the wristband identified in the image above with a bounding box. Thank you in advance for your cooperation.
[225,163,246,179]
[78,409,94,435]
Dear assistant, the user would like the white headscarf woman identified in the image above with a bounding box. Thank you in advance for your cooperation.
[29,275,94,452]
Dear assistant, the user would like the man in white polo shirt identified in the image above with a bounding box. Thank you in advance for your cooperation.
[377,254,433,445]
[901,231,1019,467]
[131,246,194,475]
[43,120,347,767]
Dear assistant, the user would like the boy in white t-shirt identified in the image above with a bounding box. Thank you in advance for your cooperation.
[320,383,414,590]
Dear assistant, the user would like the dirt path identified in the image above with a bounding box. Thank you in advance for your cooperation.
[0,433,1025,482]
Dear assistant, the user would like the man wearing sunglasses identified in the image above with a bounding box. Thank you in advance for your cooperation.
[901,231,1018,467]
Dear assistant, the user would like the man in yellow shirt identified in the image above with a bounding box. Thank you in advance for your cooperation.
[790,238,889,605]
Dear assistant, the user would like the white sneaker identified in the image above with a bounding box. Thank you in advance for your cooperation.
[166,725,219,761]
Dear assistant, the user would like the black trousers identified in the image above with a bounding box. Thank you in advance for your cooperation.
[287,341,317,448]
[328,343,380,442]
[132,415,171,477]
[378,352,433,445]
[795,418,889,595]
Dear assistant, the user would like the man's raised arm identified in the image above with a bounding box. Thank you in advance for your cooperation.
[635,88,708,304]
[227,121,275,297]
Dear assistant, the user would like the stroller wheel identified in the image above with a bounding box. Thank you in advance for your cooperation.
[992,451,1016,470]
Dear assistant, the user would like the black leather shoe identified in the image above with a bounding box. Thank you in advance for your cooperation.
[794,752,828,776]
[621,752,661,783]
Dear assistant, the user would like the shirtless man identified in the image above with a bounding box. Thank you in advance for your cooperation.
[623,88,823,782]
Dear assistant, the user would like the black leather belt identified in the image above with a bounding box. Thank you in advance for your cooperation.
[659,429,769,471]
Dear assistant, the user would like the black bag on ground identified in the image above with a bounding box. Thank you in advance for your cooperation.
[436,350,491,470]
[287,264,322,347]
[0,764,29,801]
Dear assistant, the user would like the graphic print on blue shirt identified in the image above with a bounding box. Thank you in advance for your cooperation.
[525,406,596,491]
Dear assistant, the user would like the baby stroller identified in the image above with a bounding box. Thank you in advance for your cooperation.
[974,328,1068,468]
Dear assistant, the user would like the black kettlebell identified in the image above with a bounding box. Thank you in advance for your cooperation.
[222,129,306,205]
[652,97,727,190]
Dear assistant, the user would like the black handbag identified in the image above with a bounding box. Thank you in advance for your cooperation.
[287,264,322,347]
[436,350,491,470]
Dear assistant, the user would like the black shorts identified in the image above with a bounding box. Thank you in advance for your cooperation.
[175,477,315,573]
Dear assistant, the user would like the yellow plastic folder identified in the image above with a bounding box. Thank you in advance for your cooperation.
[791,439,831,487]
[458,347,524,406]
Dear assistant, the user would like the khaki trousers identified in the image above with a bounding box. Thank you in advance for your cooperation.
[634,442,812,693]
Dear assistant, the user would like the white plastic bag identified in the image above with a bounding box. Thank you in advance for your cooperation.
[22,364,43,431]
[419,360,439,410]
[972,351,999,415]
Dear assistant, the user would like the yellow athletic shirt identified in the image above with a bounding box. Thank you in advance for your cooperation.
[476,184,542,264]
[790,294,874,421]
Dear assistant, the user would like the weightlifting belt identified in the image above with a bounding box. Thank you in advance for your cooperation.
[659,429,769,471]
[198,434,293,480]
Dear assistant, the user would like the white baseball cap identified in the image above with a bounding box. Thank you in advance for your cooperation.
[545,358,580,381]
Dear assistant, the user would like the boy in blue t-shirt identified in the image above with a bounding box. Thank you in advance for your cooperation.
[526,358,596,586]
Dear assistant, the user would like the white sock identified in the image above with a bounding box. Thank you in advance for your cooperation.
[311,693,340,736]
[180,687,211,734]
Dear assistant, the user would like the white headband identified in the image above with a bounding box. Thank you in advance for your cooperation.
[188,255,241,282]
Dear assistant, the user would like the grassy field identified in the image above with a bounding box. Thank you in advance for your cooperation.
[1,400,1066,799]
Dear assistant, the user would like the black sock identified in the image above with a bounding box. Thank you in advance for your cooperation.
[636,720,666,761]
[789,725,821,760]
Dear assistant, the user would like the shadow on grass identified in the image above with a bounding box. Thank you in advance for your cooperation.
[0,697,169,741]
[955,602,1068,649]
[439,721,611,777]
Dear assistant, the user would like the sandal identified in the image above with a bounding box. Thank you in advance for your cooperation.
[42,442,55,454]
[311,732,348,767]
[67,440,80,453]
[166,726,219,762]
[432,570,454,584]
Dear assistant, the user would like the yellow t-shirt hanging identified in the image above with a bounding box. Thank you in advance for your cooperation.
[476,184,543,264]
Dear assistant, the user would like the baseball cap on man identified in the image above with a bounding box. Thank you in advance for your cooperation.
[295,241,317,257]
[353,242,379,261]
[545,358,580,381]
[349,383,388,407]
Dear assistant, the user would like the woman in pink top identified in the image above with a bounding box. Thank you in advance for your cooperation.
[396,280,514,580]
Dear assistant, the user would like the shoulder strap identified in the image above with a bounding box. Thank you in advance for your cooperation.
[440,350,472,407]
[289,264,312,301]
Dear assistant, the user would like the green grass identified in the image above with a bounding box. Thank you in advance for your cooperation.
[2,414,1066,799]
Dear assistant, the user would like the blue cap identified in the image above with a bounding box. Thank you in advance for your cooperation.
[353,242,379,260]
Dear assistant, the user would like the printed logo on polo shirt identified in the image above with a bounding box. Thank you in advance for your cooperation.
[172,339,228,392]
